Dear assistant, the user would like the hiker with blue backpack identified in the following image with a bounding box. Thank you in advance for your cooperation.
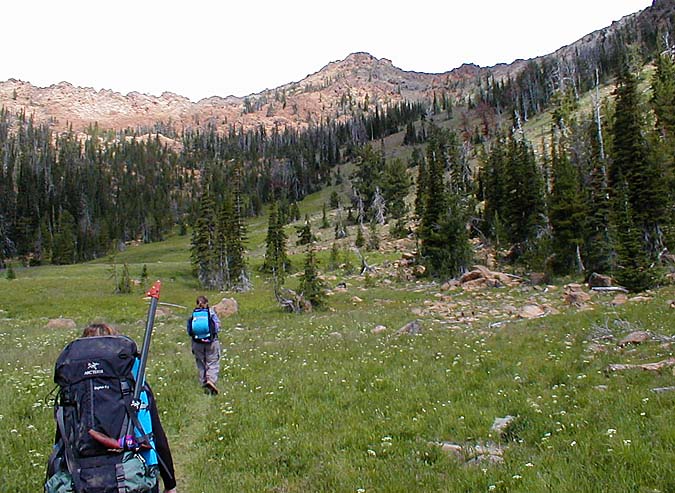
[45,322,177,493]
[186,295,221,395]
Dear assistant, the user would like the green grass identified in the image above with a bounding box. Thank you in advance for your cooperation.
[1,193,674,492]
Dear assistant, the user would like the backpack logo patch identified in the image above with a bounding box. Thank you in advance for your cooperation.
[84,361,104,376]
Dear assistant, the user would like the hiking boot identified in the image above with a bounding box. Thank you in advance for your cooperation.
[204,380,219,395]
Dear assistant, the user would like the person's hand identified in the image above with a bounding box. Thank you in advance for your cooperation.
[164,489,177,493]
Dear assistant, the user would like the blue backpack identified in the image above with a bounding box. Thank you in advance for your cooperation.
[189,308,215,341]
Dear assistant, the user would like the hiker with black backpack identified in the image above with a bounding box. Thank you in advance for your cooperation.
[186,295,221,395]
[45,318,177,492]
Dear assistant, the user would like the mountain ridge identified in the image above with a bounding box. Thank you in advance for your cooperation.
[0,0,664,135]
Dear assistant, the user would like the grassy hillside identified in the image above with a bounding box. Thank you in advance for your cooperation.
[1,178,674,492]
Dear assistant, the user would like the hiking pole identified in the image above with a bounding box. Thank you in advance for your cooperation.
[123,280,161,451]
[134,280,161,394]
[88,281,163,452]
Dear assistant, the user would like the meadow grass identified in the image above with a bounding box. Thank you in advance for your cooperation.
[1,216,674,492]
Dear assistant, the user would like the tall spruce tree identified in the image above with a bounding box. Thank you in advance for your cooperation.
[223,164,251,291]
[418,126,472,277]
[190,191,218,289]
[299,245,327,309]
[381,158,410,220]
[262,202,290,282]
[610,66,667,256]
[548,134,586,274]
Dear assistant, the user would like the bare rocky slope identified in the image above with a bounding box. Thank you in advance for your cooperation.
[0,0,668,136]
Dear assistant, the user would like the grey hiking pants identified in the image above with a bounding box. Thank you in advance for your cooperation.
[191,339,221,385]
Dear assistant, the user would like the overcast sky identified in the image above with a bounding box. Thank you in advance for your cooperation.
[2,0,653,102]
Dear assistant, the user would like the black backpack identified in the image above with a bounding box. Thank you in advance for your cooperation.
[45,335,158,493]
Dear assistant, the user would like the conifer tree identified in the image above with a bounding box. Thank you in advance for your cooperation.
[262,202,291,281]
[503,135,547,249]
[321,203,330,229]
[582,122,614,276]
[652,53,675,140]
[612,179,655,291]
[548,135,586,274]
[418,126,473,277]
[296,214,314,246]
[610,66,667,255]
[381,158,411,220]
[328,242,340,271]
[299,245,327,309]
[222,169,251,291]
[355,224,365,248]
[413,148,429,220]
[191,191,218,289]
[51,210,77,265]
[367,221,380,251]
[350,144,384,217]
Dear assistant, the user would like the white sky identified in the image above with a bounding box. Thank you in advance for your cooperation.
[2,0,653,102]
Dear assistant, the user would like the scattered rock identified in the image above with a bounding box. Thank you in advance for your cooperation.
[329,331,343,338]
[628,295,652,303]
[612,293,628,306]
[371,325,387,335]
[490,415,516,438]
[396,320,422,336]
[618,331,651,347]
[46,318,77,330]
[351,296,363,304]
[213,297,238,318]
[588,272,613,288]
[434,440,506,467]
[529,272,548,286]
[155,306,172,318]
[564,284,592,306]
[518,304,546,319]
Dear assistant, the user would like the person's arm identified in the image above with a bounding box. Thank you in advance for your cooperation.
[186,316,193,337]
[210,310,221,334]
[146,386,177,491]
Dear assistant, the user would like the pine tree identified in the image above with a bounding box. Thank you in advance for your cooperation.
[51,210,77,265]
[190,191,218,289]
[413,148,429,220]
[503,135,547,250]
[381,158,411,220]
[418,126,473,277]
[299,245,327,309]
[350,144,384,218]
[328,242,340,271]
[548,134,586,275]
[262,202,291,282]
[610,66,667,255]
[117,263,132,294]
[612,179,656,291]
[321,203,330,229]
[140,264,149,289]
[355,225,365,248]
[652,53,675,140]
[582,121,614,277]
[367,221,380,251]
[296,214,314,246]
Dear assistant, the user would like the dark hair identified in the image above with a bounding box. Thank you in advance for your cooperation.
[196,295,209,309]
[82,323,119,337]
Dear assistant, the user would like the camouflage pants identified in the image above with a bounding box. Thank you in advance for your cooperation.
[191,339,221,385]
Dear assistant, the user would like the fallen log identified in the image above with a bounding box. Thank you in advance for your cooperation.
[606,357,675,373]
[651,386,675,394]
[591,286,629,293]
